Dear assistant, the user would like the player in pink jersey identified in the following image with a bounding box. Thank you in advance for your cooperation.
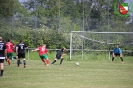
[32,44,50,66]
[6,39,14,66]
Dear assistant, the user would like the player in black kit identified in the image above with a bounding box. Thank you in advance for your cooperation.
[16,40,28,68]
[0,37,6,77]
[51,47,68,65]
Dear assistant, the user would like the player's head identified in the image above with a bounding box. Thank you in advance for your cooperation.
[0,37,2,41]
[115,44,119,48]
[43,44,46,47]
[7,39,11,42]
[62,47,67,51]
[19,40,23,43]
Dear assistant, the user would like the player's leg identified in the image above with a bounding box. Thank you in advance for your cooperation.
[17,58,21,67]
[40,55,45,63]
[60,56,64,65]
[119,54,124,63]
[51,55,60,65]
[51,59,55,65]
[16,55,22,64]
[17,54,21,67]
[41,58,45,63]
[51,59,57,65]
[112,53,115,62]
[45,59,49,66]
[22,53,26,68]
[44,55,50,66]
[23,58,26,68]
[0,60,4,76]
[11,53,14,61]
[7,53,11,66]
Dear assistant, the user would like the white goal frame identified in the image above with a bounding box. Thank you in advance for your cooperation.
[70,31,133,60]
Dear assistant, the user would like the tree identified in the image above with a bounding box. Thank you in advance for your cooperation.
[0,0,14,17]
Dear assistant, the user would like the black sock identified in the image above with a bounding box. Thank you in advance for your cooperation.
[60,59,63,65]
[112,57,114,61]
[120,57,123,61]
[23,60,26,65]
[1,70,4,76]
[51,60,56,64]
[17,60,20,66]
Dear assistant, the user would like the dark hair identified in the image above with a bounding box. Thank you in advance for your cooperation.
[20,40,23,43]
[61,48,64,51]
[115,44,119,46]
[7,39,11,42]
[62,47,66,51]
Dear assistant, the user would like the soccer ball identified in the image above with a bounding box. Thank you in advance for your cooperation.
[76,62,79,66]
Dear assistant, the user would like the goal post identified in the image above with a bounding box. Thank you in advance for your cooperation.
[70,31,133,60]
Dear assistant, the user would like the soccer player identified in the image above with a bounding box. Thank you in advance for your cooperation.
[51,47,68,65]
[16,40,28,68]
[112,44,124,63]
[0,37,6,77]
[32,44,50,66]
[14,45,22,64]
[6,39,14,66]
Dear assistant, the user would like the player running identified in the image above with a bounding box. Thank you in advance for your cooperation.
[112,44,124,63]
[0,37,6,77]
[6,39,14,66]
[32,44,50,66]
[51,47,68,65]
[16,40,28,68]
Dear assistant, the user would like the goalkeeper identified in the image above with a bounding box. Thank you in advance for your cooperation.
[112,44,124,63]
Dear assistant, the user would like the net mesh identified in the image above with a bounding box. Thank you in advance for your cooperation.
[70,32,133,60]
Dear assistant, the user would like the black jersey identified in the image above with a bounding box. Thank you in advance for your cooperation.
[56,49,64,56]
[16,43,27,54]
[0,42,6,57]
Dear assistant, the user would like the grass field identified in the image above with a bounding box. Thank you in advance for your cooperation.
[0,56,133,88]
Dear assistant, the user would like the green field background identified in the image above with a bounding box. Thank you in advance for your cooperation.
[26,51,133,62]
[0,51,132,88]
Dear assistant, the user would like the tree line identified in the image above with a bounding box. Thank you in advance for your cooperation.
[0,0,132,49]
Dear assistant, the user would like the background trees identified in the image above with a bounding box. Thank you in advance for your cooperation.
[0,0,132,49]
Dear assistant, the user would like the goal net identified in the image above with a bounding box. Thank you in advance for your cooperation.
[70,31,133,60]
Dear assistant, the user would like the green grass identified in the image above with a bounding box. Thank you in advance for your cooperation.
[0,57,133,88]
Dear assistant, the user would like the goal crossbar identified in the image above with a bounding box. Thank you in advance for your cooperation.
[71,31,133,34]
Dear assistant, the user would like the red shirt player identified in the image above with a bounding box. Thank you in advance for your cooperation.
[6,39,14,66]
[32,44,49,66]
[38,45,48,56]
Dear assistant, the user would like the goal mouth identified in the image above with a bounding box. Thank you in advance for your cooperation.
[70,31,133,60]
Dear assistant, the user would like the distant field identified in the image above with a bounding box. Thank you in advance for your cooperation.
[0,58,133,88]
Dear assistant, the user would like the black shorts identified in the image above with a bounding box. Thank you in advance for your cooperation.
[0,59,4,63]
[18,53,25,58]
[114,53,120,56]
[56,54,61,59]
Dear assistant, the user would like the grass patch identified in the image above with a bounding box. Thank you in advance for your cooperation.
[0,58,133,88]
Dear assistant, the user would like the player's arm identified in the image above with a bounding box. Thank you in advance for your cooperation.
[24,44,28,51]
[119,48,122,54]
[5,49,7,57]
[31,48,39,52]
[62,53,67,56]
[4,44,7,58]
[16,46,18,55]
[63,47,68,56]
[112,48,115,55]
[63,47,68,52]
[12,43,15,50]
[45,49,48,54]
[13,45,15,50]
